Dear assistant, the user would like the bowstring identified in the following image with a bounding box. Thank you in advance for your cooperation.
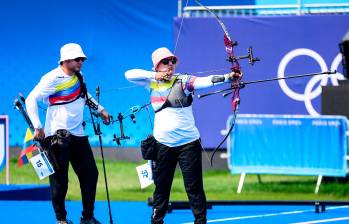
[174,0,212,164]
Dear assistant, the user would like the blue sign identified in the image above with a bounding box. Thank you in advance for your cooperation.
[227,114,348,176]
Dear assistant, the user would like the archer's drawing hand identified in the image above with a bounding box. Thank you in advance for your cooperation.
[155,72,172,82]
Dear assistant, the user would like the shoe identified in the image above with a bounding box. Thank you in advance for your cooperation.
[57,219,73,224]
[80,217,101,224]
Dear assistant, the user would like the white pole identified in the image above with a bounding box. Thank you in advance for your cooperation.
[297,0,302,15]
[237,172,246,194]
[315,175,323,194]
[1,116,10,185]
[6,116,9,185]
[178,0,182,17]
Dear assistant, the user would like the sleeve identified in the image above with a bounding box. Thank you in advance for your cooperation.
[25,75,56,129]
[86,92,105,112]
[183,74,231,93]
[124,69,156,86]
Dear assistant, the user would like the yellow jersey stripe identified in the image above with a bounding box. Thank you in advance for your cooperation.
[149,78,176,92]
[56,75,79,92]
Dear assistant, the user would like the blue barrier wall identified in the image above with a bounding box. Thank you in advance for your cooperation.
[1,1,349,148]
[227,115,348,177]
[174,15,349,148]
[0,0,178,147]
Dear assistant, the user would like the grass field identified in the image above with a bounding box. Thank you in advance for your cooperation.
[2,159,349,201]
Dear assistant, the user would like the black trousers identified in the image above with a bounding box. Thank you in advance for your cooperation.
[151,139,207,224]
[46,135,98,221]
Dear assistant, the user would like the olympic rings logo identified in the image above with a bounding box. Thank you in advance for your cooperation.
[278,48,344,116]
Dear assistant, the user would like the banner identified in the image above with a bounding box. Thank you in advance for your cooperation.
[226,114,348,176]
[2,0,349,148]
[174,15,349,148]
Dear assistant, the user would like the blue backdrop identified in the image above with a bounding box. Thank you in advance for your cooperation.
[1,1,349,148]
[174,15,349,148]
[0,0,178,147]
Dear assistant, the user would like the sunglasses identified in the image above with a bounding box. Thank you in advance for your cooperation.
[73,57,86,62]
[161,57,177,65]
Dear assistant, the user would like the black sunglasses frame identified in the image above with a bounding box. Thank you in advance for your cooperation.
[161,57,177,65]
[73,57,86,63]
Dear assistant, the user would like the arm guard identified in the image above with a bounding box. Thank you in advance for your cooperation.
[211,75,225,83]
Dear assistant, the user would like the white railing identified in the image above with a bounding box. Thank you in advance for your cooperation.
[178,2,349,17]
[304,3,349,14]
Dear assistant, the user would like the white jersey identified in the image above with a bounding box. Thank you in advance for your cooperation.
[154,105,200,147]
[26,66,104,137]
[125,69,230,147]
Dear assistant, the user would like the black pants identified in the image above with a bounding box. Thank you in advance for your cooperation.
[151,139,207,224]
[46,135,98,221]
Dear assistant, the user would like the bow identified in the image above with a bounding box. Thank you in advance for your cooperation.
[192,2,337,166]
[194,0,260,165]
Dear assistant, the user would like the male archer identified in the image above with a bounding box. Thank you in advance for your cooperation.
[26,43,110,224]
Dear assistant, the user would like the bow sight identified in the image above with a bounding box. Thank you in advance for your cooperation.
[227,46,260,66]
[110,102,152,146]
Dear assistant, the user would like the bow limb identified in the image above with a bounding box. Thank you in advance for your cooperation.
[194,0,240,73]
[194,0,242,165]
[194,0,232,41]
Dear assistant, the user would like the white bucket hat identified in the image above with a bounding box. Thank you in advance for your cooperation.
[58,43,87,64]
[151,47,178,71]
